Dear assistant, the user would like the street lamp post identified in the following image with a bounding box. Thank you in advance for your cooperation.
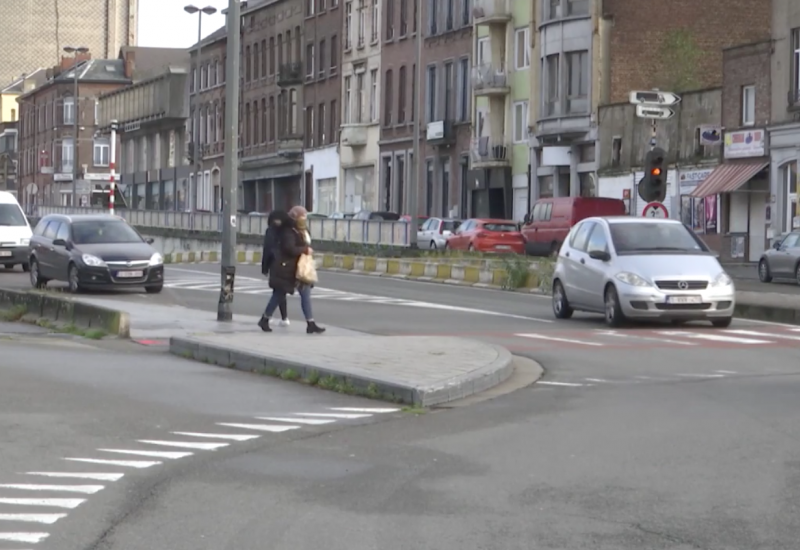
[184,5,218,212]
[63,46,89,207]
[217,0,240,321]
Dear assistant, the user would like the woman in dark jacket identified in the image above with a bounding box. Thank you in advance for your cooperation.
[258,211,325,334]
[261,211,289,326]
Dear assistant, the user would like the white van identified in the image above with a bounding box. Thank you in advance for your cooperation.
[0,191,33,272]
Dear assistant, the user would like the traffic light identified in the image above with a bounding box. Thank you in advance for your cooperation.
[638,147,668,203]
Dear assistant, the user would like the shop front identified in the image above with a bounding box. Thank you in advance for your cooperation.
[768,122,800,236]
[690,129,769,263]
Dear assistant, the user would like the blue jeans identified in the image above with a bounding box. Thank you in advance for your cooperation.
[264,285,313,320]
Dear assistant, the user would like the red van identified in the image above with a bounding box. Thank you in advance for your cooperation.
[521,197,626,256]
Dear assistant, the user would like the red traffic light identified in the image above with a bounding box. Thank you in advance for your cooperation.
[651,168,662,176]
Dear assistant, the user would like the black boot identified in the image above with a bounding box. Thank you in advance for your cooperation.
[306,321,326,334]
[258,316,272,332]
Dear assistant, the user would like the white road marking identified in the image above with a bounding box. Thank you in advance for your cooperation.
[0,532,50,543]
[171,432,260,441]
[585,378,609,383]
[515,333,605,346]
[635,376,679,381]
[64,458,161,469]
[293,412,372,419]
[658,331,773,344]
[537,381,586,387]
[98,449,192,460]
[0,499,84,509]
[0,514,66,525]
[255,417,336,425]
[714,370,738,374]
[137,440,229,450]
[676,373,726,378]
[25,472,124,482]
[216,423,300,433]
[0,485,103,494]
[594,330,697,346]
[329,407,400,413]
[724,329,800,341]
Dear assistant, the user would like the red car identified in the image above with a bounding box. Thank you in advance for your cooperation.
[445,218,525,254]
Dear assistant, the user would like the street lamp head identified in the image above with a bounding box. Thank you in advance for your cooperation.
[201,6,218,15]
[63,46,90,54]
[184,5,199,13]
[76,46,89,54]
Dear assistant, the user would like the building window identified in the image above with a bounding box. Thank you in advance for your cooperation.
[277,34,284,65]
[253,42,260,79]
[253,102,260,144]
[372,0,380,43]
[319,39,326,75]
[330,99,337,140]
[566,51,588,113]
[457,57,469,121]
[440,158,450,217]
[398,66,407,123]
[245,46,251,81]
[385,0,394,40]
[306,106,315,147]
[782,161,798,232]
[319,0,326,9]
[286,29,293,63]
[566,0,589,16]
[345,2,353,49]
[544,53,560,116]
[306,43,315,78]
[344,76,352,122]
[318,102,326,144]
[63,97,75,125]
[792,28,800,102]
[444,61,453,120]
[400,0,408,35]
[477,37,489,65]
[413,0,417,32]
[358,0,366,47]
[244,103,250,146]
[370,68,379,121]
[269,96,275,141]
[61,138,74,172]
[384,69,394,125]
[742,85,755,126]
[330,35,338,72]
[445,0,453,30]
[307,0,315,16]
[426,65,437,122]
[381,156,392,211]
[289,89,298,134]
[513,101,528,143]
[611,137,622,167]
[410,63,416,121]
[428,0,438,34]
[356,71,365,123]
[396,154,405,212]
[93,138,110,167]
[461,0,470,25]
[515,27,530,69]
[425,159,434,215]
[269,37,276,74]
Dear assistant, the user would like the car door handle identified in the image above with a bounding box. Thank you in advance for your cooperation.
[48,247,54,252]
[565,252,570,257]
[580,258,585,264]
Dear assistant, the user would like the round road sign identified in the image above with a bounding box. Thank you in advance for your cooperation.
[642,202,668,218]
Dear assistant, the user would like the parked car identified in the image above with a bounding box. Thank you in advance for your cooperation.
[353,211,401,221]
[400,214,430,230]
[28,214,164,294]
[329,212,356,219]
[551,216,735,327]
[0,191,33,272]
[758,231,800,283]
[445,219,525,254]
[522,197,626,256]
[417,218,461,250]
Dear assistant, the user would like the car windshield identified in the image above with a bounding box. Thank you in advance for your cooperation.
[610,222,709,254]
[0,203,27,226]
[483,223,518,232]
[72,221,143,244]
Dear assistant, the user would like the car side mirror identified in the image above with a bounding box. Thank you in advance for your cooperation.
[146,238,155,244]
[52,238,66,247]
[773,241,782,249]
[588,249,610,261]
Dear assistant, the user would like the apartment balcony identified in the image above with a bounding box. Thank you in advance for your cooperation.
[426,120,456,146]
[340,124,368,147]
[472,0,511,25]
[278,62,303,87]
[789,88,800,111]
[471,64,510,96]
[470,136,510,168]
[277,134,304,155]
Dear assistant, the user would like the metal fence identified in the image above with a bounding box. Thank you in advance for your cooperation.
[33,206,411,247]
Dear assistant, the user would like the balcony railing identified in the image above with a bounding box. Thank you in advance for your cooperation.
[471,64,509,94]
[471,136,510,166]
[278,62,303,87]
[471,0,511,23]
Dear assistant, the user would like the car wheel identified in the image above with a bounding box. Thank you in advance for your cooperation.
[758,259,772,283]
[145,284,163,294]
[604,284,625,327]
[550,241,560,256]
[68,264,82,294]
[795,262,800,286]
[468,244,475,252]
[430,241,437,250]
[552,280,574,319]
[711,317,733,328]
[29,258,47,289]
[22,263,30,273]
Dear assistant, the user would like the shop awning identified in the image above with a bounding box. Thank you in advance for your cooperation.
[689,160,769,198]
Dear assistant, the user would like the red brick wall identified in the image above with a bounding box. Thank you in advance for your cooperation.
[721,41,772,129]
[604,0,771,104]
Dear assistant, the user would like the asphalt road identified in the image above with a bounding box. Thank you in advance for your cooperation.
[2,264,800,548]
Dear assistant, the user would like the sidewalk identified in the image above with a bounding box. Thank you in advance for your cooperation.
[75,298,518,407]
[735,290,800,324]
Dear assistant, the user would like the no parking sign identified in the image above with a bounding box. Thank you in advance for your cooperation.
[642,202,668,218]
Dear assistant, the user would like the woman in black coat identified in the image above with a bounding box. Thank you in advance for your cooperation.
[261,211,289,325]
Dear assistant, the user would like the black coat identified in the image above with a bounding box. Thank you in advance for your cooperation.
[268,224,308,294]
[261,210,289,275]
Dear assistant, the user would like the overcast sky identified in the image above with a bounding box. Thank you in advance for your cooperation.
[137,0,228,48]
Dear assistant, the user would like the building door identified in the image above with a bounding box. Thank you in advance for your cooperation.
[304,171,314,212]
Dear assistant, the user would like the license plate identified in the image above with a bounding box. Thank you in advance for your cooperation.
[0,251,11,257]
[496,245,511,250]
[116,270,143,278]
[666,295,702,304]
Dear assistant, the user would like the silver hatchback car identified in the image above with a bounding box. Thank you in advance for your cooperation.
[551,217,735,327]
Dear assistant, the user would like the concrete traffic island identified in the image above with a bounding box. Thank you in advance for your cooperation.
[170,333,514,407]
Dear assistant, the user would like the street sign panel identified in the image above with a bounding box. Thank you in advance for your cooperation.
[629,91,681,106]
[642,202,668,218]
[636,105,675,120]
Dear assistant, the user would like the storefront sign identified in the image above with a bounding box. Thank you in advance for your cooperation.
[724,129,766,158]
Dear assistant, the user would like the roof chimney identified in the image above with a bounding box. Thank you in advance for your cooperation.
[59,51,92,71]
[124,49,135,79]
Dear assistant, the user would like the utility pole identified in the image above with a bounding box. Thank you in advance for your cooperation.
[407,0,423,248]
[63,46,89,206]
[217,0,240,322]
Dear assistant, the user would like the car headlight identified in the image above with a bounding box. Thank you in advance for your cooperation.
[82,254,106,267]
[19,238,30,246]
[149,252,163,266]
[710,272,733,287]
[615,272,651,287]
